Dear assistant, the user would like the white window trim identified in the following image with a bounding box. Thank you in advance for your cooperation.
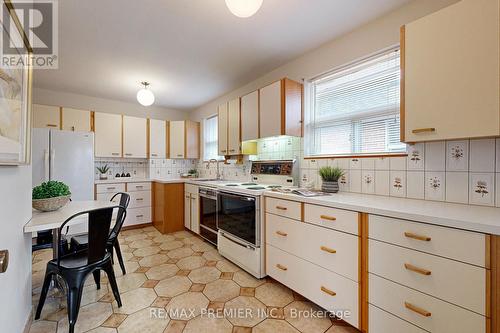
[203,114,224,162]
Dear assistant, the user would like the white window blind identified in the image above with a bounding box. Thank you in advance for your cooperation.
[204,115,221,161]
[305,48,406,157]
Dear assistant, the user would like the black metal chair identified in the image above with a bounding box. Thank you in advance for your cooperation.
[35,205,125,333]
[70,192,130,277]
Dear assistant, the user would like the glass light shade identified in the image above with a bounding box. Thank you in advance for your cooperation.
[225,0,263,18]
[136,88,155,106]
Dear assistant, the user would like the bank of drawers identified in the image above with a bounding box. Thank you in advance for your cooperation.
[265,197,360,328]
[368,214,488,332]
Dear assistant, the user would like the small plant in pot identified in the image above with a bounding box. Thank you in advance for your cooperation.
[32,181,72,212]
[318,166,344,193]
[96,164,110,180]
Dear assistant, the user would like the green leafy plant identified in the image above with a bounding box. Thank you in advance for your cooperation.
[96,164,110,174]
[318,166,344,182]
[32,181,71,200]
[188,169,198,175]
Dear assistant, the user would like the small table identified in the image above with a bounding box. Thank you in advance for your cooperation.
[25,200,117,259]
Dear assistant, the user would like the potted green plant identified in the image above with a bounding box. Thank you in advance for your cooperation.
[96,164,110,180]
[318,166,344,193]
[32,181,72,212]
[188,168,198,178]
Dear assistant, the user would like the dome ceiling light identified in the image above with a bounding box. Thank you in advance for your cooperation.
[136,81,155,106]
[225,0,263,18]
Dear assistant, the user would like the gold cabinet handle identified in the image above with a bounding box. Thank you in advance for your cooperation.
[106,187,116,190]
[320,286,336,296]
[275,231,288,237]
[405,302,431,317]
[404,263,431,276]
[276,264,288,271]
[125,153,133,156]
[111,152,120,156]
[229,149,236,152]
[136,214,144,218]
[404,232,431,242]
[412,128,436,134]
[151,153,158,157]
[320,215,336,221]
[320,246,336,254]
[136,198,144,201]
[136,186,143,189]
[276,206,287,211]
[46,124,58,127]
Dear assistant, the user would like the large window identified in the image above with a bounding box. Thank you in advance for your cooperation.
[203,115,221,161]
[304,48,406,157]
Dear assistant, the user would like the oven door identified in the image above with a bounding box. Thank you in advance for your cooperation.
[217,191,260,247]
[199,188,218,245]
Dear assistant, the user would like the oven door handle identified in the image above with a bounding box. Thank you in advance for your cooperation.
[219,191,256,201]
[220,231,256,250]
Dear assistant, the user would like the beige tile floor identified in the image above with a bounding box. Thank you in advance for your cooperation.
[29,226,359,333]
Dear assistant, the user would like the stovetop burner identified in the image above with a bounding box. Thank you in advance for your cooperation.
[241,183,258,186]
[225,184,239,187]
[246,186,266,190]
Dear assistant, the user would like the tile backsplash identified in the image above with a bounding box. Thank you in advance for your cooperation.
[301,138,500,207]
[95,158,148,179]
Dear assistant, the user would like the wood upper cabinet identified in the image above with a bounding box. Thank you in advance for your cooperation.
[94,112,122,158]
[169,120,185,159]
[401,0,500,142]
[227,98,241,155]
[123,116,147,158]
[241,90,259,141]
[169,120,200,159]
[62,107,91,132]
[32,104,60,129]
[218,102,228,156]
[259,78,303,138]
[149,119,167,159]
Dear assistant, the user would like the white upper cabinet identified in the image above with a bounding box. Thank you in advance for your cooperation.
[227,98,241,155]
[241,90,259,141]
[149,119,167,159]
[94,112,122,158]
[218,102,228,156]
[402,0,500,142]
[123,116,147,158]
[62,107,91,132]
[259,78,302,138]
[169,120,185,159]
[32,104,60,129]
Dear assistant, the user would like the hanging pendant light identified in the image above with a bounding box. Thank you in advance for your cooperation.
[225,0,263,18]
[136,81,155,106]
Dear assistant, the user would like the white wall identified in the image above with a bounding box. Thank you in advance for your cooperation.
[189,0,458,122]
[0,164,33,333]
[33,87,188,121]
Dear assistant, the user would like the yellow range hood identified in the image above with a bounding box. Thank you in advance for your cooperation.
[241,141,257,155]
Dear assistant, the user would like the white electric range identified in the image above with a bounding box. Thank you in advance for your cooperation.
[198,160,298,278]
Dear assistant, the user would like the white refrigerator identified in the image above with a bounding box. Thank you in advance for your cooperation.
[32,129,94,234]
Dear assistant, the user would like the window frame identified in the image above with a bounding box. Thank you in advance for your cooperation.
[203,114,224,162]
[304,46,407,159]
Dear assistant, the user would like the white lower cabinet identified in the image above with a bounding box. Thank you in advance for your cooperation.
[369,305,427,333]
[184,184,199,234]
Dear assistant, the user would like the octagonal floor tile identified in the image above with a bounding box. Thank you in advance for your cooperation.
[133,246,160,257]
[154,275,192,297]
[164,292,209,320]
[232,271,266,288]
[159,240,184,251]
[152,235,175,243]
[183,316,233,333]
[188,266,220,284]
[112,288,156,314]
[255,282,294,307]
[191,241,215,252]
[203,279,240,302]
[145,263,179,280]
[57,302,112,333]
[284,301,333,333]
[176,256,206,270]
[139,254,168,267]
[123,233,147,242]
[114,273,147,293]
[254,319,300,333]
[216,260,241,273]
[117,307,169,333]
[28,320,57,333]
[224,296,266,327]
[167,247,194,259]
[129,239,153,249]
[202,250,224,262]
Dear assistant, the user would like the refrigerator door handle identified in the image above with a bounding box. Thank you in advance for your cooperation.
[49,149,55,180]
[44,150,50,181]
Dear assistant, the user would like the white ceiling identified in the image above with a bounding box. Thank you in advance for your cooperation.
[33,0,411,111]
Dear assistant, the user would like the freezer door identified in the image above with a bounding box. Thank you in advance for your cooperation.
[50,130,95,201]
[32,128,50,187]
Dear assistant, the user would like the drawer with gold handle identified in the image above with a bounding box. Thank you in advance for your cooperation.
[276,264,288,271]
[276,206,287,211]
[320,246,336,254]
[404,232,431,242]
[404,263,431,276]
[320,286,336,296]
[320,214,336,221]
[275,231,288,237]
[265,197,302,220]
[304,204,358,235]
[405,302,431,317]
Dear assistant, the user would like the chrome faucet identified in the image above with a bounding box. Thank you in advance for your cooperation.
[208,159,222,180]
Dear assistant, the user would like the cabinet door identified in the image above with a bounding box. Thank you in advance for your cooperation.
[62,107,91,132]
[32,104,60,129]
[403,0,500,142]
[184,191,191,230]
[190,193,199,234]
[185,121,200,159]
[227,98,241,155]
[218,102,228,155]
[123,116,147,158]
[241,90,259,141]
[259,80,282,138]
[94,112,122,158]
[149,119,166,158]
[169,121,185,159]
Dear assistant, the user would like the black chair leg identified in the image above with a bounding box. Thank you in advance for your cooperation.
[114,241,126,275]
[103,261,122,307]
[65,275,85,333]
[35,271,53,320]
[92,270,101,290]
